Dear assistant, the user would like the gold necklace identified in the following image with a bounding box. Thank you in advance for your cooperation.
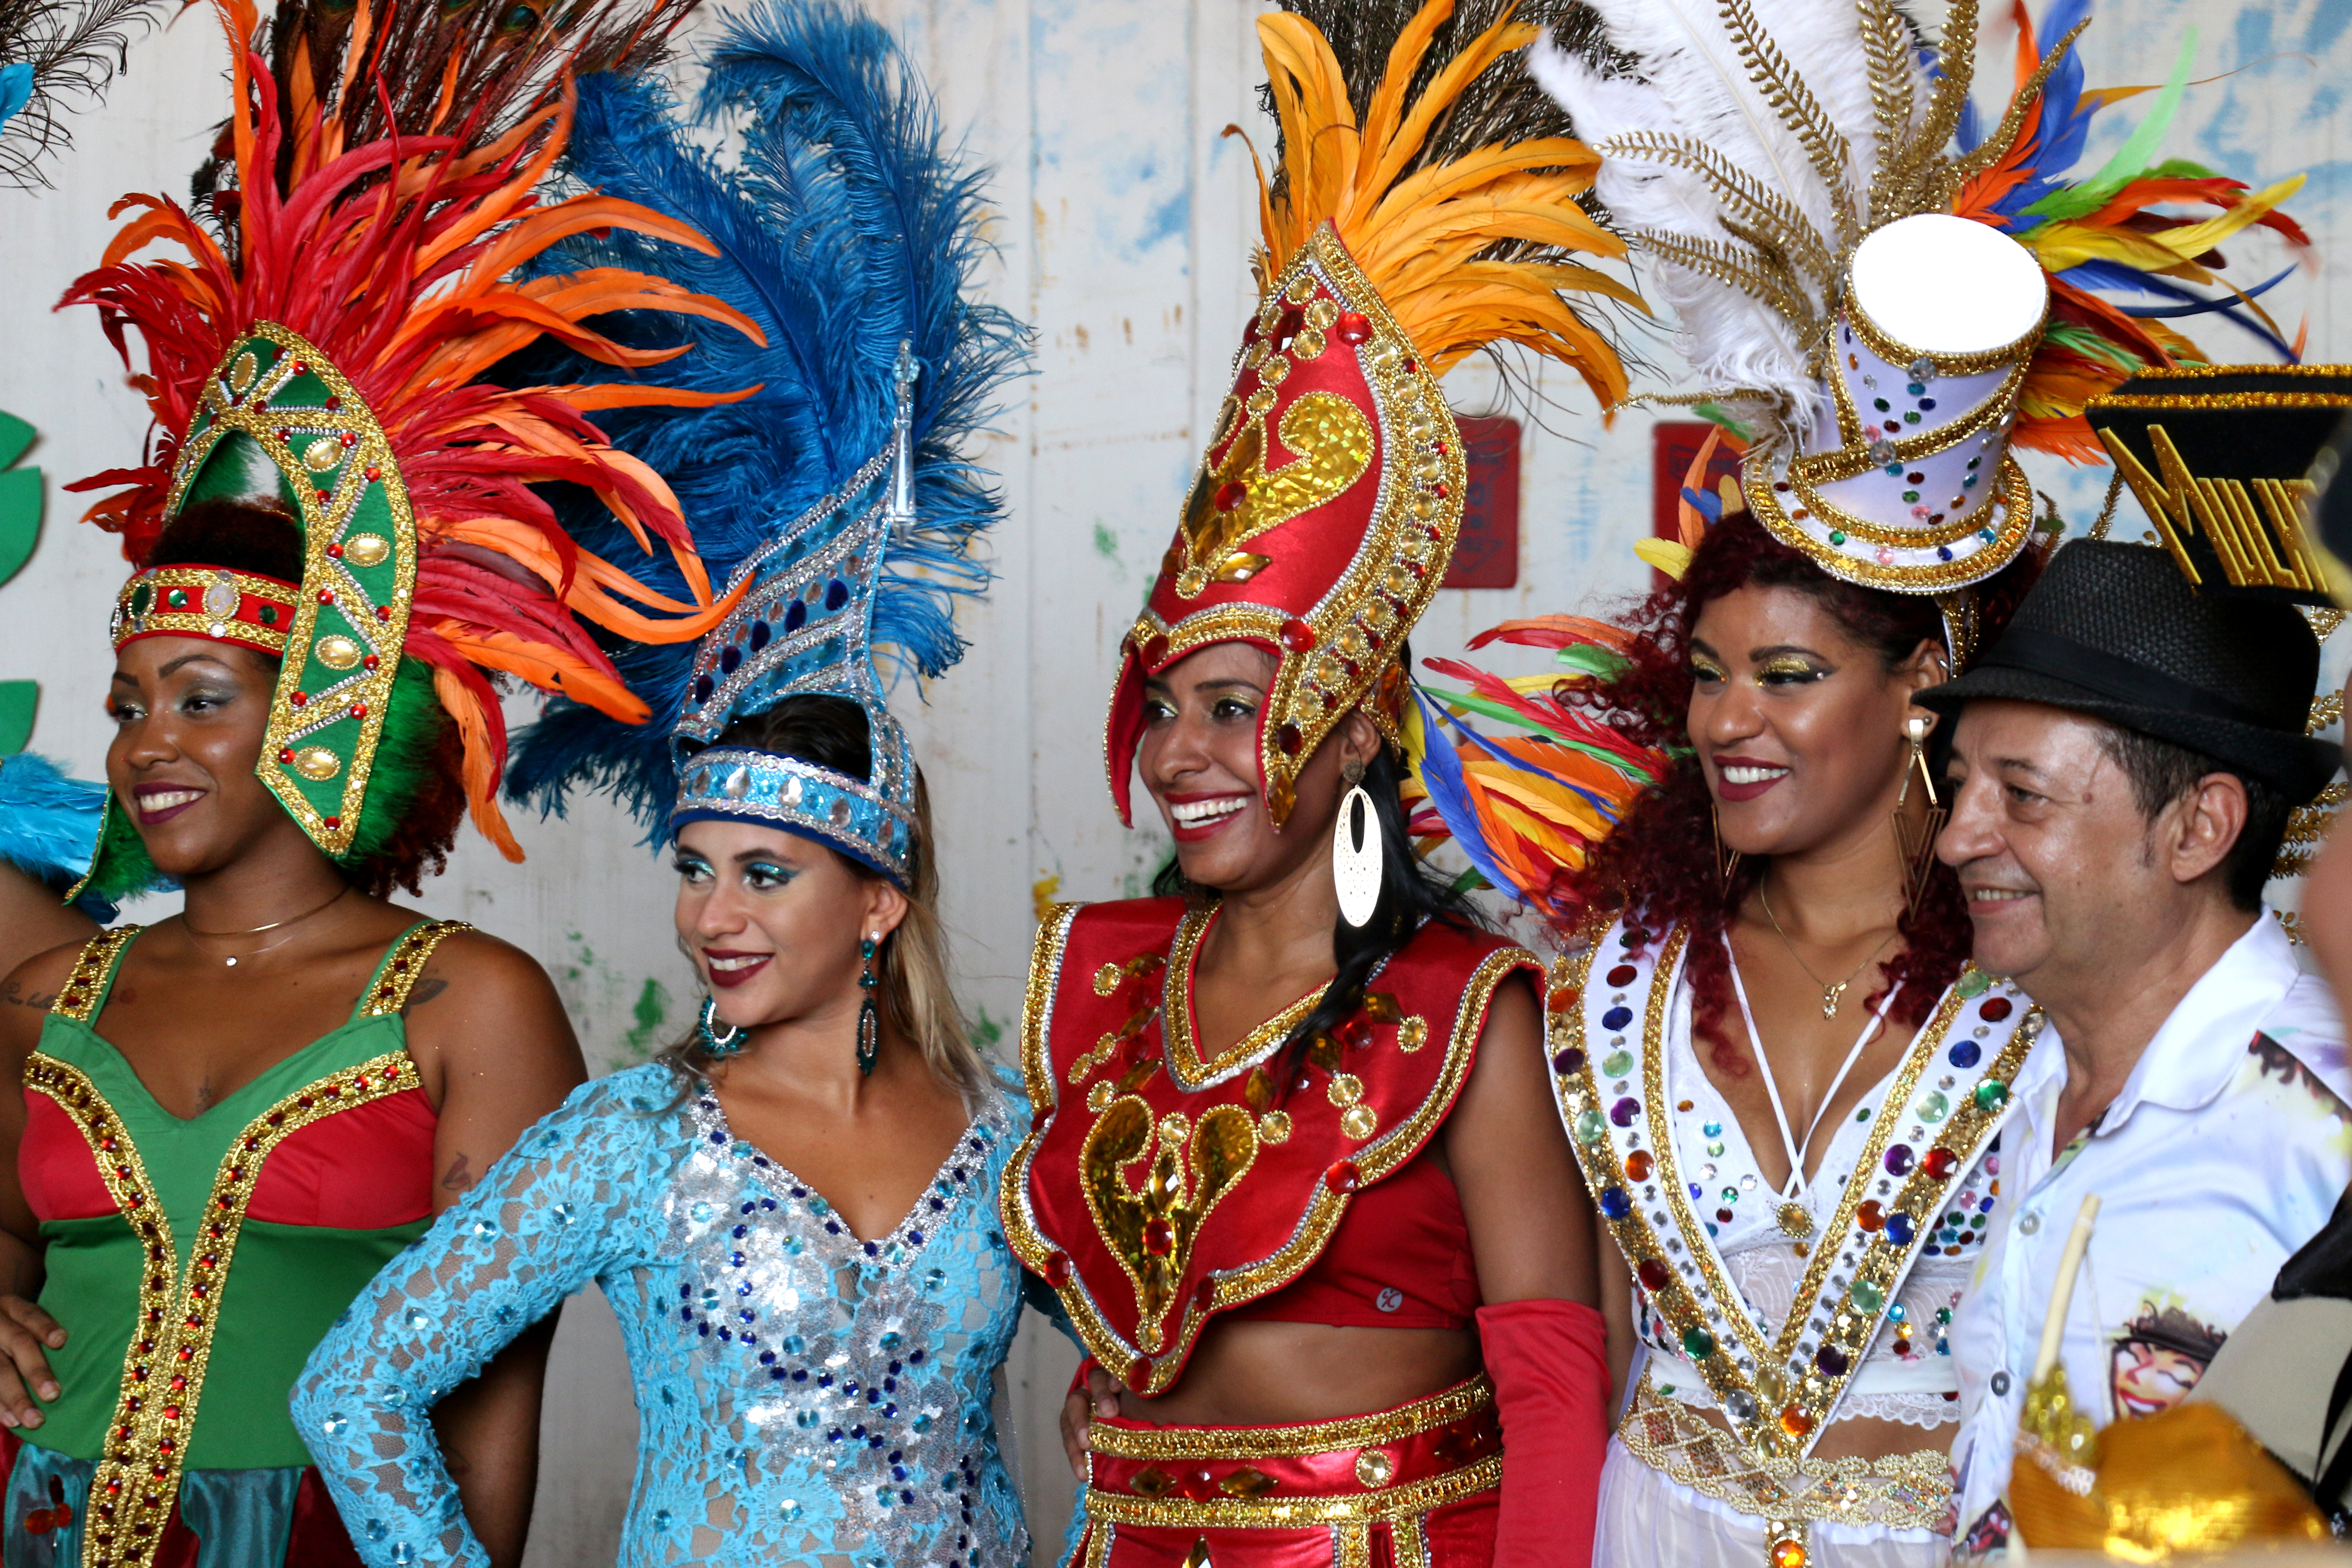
[181,885,352,968]
[1755,885,1896,1018]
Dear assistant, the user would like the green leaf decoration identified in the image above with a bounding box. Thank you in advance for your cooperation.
[0,411,31,470]
[0,409,39,588]
[0,681,35,757]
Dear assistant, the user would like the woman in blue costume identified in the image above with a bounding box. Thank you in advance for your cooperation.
[295,4,1034,1562]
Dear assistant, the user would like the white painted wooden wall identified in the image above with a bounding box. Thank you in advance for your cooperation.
[0,0,2341,1559]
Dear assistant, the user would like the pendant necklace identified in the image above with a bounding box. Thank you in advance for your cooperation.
[182,885,352,968]
[1723,935,1902,1241]
[1758,885,1896,1018]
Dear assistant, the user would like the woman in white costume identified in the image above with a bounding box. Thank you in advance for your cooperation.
[1412,0,2315,1559]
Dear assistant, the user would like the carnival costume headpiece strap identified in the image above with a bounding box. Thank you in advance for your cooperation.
[1531,0,2308,597]
[62,0,764,895]
[502,0,1026,888]
[1102,0,1640,830]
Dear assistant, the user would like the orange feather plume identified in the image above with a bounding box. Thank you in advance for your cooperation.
[1239,0,1638,407]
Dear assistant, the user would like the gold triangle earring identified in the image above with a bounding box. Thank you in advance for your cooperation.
[1712,802,1743,895]
[1892,713,1946,916]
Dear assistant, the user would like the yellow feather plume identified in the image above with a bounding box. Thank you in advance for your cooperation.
[1243,0,1639,406]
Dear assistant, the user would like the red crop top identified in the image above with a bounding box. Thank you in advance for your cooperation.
[1224,1145,1480,1329]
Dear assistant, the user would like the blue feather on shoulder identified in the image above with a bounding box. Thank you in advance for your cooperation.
[0,753,126,920]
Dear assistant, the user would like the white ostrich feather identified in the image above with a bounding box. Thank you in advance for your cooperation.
[1531,0,1945,441]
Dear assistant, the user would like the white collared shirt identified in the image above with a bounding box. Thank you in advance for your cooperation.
[1948,913,2352,1552]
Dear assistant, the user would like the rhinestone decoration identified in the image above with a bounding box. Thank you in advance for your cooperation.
[669,1091,1019,1566]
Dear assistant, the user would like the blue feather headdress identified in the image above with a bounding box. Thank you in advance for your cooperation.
[504,0,1026,884]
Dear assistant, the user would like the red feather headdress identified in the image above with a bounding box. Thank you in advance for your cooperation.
[61,0,763,859]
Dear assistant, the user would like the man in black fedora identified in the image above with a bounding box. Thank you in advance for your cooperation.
[1919,536,2352,1556]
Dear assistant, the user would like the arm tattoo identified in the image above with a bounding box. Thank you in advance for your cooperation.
[401,977,448,1014]
[440,1154,476,1193]
[0,982,55,1011]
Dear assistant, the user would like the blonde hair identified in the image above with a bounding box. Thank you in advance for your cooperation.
[874,768,987,1099]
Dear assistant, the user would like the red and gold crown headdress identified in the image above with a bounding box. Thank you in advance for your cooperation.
[1102,0,1640,829]
[60,0,761,881]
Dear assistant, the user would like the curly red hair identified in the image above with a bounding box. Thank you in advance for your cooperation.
[1562,512,2041,1073]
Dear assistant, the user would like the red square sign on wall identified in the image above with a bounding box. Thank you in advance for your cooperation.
[1651,420,1744,592]
[1443,415,1520,589]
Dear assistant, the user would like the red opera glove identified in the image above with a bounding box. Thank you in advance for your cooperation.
[1478,1298,1608,1568]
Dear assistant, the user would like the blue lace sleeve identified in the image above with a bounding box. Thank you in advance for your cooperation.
[293,1071,674,1567]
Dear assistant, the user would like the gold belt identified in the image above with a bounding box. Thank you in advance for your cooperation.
[1082,1376,1501,1554]
[1617,1375,1954,1566]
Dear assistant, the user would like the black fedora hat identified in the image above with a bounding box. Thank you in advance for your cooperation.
[1916,539,2340,803]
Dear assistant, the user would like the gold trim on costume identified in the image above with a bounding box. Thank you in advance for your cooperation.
[28,1047,425,1568]
[1160,907,1323,1089]
[2104,363,2352,382]
[1393,1514,1431,1568]
[48,927,141,1024]
[1745,452,2037,592]
[1556,921,2041,1466]
[357,920,474,1015]
[1845,297,2046,383]
[1001,901,1534,1394]
[110,567,298,655]
[1806,360,2032,498]
[166,322,418,858]
[1086,1456,1503,1530]
[1615,1376,1954,1535]
[2091,392,2352,409]
[1085,1376,1493,1460]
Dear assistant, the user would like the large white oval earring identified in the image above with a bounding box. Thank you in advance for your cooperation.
[1332,760,1382,928]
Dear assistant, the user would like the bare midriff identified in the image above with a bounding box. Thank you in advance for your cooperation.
[1114,1319,1482,1427]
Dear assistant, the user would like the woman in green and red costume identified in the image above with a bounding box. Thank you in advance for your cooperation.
[0,0,755,1559]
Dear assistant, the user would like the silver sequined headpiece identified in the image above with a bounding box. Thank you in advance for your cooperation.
[670,346,922,885]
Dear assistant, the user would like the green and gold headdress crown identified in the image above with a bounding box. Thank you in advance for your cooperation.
[107,325,417,849]
[61,0,763,903]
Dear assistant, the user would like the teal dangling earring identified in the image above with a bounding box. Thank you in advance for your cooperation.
[856,934,880,1076]
[697,996,747,1060]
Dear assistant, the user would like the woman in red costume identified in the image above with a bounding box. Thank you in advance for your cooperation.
[0,0,749,1558]
[999,4,1638,1565]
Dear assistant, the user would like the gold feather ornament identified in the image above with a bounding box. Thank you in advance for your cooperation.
[1530,0,2314,596]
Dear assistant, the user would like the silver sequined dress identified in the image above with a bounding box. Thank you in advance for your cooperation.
[294,1063,1031,1568]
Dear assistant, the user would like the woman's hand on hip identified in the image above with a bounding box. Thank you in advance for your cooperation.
[1061,1363,1122,1481]
[0,1294,62,1427]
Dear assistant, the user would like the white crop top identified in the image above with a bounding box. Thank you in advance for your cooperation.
[1631,983,2000,1430]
